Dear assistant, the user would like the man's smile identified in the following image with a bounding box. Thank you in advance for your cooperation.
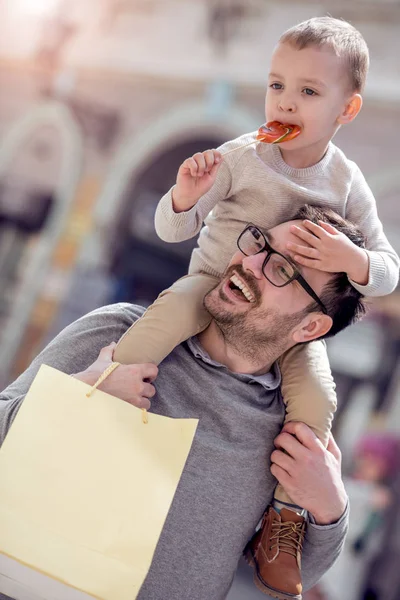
[221,270,257,304]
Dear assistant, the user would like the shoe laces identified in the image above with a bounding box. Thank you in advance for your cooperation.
[270,519,305,558]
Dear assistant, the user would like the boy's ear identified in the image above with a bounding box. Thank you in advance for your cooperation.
[337,93,363,125]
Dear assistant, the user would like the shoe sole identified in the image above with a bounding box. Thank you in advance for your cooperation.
[243,545,302,600]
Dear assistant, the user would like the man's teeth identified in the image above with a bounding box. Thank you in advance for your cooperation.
[229,275,255,303]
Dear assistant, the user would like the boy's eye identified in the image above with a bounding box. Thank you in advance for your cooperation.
[270,83,283,90]
[303,88,317,96]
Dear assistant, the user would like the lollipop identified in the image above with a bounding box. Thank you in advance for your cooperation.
[257,121,301,144]
[223,121,301,155]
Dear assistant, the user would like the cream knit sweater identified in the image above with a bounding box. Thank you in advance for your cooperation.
[155,131,399,297]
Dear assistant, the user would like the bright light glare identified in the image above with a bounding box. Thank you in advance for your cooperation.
[13,0,60,18]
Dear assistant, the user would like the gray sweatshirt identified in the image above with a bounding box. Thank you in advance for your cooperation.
[155,132,399,296]
[0,304,348,600]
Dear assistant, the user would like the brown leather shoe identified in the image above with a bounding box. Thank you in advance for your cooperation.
[244,505,306,600]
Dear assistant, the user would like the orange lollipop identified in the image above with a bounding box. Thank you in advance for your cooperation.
[257,121,301,144]
[223,121,301,155]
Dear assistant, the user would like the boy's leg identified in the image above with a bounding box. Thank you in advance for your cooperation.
[113,273,218,365]
[275,340,336,504]
[245,340,336,600]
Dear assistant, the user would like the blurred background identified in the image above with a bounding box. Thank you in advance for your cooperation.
[0,0,399,599]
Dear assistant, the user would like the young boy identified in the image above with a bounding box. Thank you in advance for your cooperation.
[114,16,399,600]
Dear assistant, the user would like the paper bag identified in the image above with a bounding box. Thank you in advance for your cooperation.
[0,364,198,600]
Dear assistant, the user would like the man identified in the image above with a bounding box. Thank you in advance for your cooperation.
[0,205,365,600]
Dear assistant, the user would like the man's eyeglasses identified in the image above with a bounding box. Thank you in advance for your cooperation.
[237,224,328,315]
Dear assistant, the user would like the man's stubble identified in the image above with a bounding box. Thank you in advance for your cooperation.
[204,264,309,364]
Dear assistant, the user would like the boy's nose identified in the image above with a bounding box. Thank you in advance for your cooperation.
[278,96,296,113]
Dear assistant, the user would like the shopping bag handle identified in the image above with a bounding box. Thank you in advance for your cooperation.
[85,361,148,424]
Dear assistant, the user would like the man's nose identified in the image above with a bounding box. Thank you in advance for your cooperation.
[241,253,265,279]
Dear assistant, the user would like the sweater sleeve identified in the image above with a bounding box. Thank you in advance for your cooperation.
[154,134,254,243]
[346,165,399,296]
[0,303,135,447]
[301,502,349,591]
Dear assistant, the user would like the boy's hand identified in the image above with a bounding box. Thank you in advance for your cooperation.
[287,219,370,285]
[172,149,223,212]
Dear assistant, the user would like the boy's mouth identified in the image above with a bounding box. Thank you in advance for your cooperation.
[257,121,301,144]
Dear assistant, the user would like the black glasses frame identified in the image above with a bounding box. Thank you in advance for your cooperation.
[237,224,328,315]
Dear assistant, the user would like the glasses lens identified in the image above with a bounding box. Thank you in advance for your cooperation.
[265,253,295,287]
[239,226,265,256]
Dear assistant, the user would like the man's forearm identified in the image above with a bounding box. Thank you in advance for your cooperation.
[0,305,129,448]
[301,502,349,591]
[311,489,348,525]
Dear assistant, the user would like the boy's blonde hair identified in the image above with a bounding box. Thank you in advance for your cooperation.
[280,16,369,93]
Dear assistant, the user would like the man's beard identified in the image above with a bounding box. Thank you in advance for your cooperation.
[204,264,309,363]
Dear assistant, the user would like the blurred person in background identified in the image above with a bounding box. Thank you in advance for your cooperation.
[311,432,400,600]
[359,434,400,600]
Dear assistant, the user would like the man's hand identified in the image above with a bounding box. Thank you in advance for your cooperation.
[73,343,158,409]
[286,219,369,286]
[270,422,348,525]
[172,149,222,213]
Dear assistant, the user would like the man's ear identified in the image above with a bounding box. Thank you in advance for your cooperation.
[292,313,333,344]
[337,93,362,125]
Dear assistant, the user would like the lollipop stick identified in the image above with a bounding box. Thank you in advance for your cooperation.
[222,141,257,156]
[222,129,291,156]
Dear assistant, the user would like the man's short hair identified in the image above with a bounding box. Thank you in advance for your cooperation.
[279,16,369,93]
[293,204,366,338]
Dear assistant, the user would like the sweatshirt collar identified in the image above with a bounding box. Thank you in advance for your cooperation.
[263,140,335,179]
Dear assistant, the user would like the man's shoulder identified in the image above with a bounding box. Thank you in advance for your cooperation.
[98,302,146,321]
[76,302,146,330]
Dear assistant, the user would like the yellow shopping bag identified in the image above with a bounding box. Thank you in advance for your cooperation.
[0,363,198,600]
